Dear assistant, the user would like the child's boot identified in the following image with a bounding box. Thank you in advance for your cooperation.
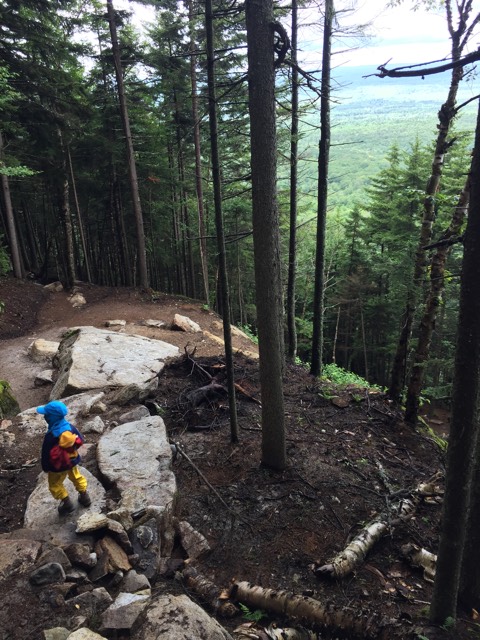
[58,496,75,516]
[78,490,91,507]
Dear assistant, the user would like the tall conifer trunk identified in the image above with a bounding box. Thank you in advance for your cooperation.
[286,0,299,363]
[106,0,148,289]
[0,131,22,278]
[405,178,470,422]
[310,0,333,377]
[430,98,480,625]
[58,128,76,289]
[246,0,286,470]
[188,0,210,306]
[205,0,238,442]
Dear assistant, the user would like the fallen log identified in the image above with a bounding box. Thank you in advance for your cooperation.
[401,543,437,582]
[230,581,395,639]
[182,565,239,617]
[312,498,416,579]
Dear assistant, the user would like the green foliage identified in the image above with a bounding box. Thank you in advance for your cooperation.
[417,417,448,451]
[321,363,377,389]
[441,616,455,630]
[0,239,10,276]
[239,603,267,622]
[239,325,259,345]
[0,166,39,177]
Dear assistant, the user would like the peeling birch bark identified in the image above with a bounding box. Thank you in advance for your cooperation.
[233,622,317,639]
[313,498,416,579]
[401,543,437,582]
[182,565,239,617]
[230,581,394,639]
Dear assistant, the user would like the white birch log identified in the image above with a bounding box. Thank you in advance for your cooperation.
[313,498,416,579]
[401,543,437,582]
[233,622,317,639]
[230,581,393,639]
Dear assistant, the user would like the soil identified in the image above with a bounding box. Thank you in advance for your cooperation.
[0,275,472,640]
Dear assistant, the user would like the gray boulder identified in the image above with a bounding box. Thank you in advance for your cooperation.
[134,594,233,639]
[50,327,179,398]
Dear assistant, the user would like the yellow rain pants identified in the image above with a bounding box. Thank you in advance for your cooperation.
[47,466,87,500]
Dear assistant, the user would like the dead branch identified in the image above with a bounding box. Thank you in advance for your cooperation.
[368,48,480,78]
[186,348,261,405]
[174,442,253,530]
[185,382,227,408]
[182,565,239,617]
[234,381,262,406]
[230,581,395,639]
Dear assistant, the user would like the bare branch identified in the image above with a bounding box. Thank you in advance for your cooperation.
[368,47,480,78]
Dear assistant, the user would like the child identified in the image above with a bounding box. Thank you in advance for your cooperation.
[38,400,91,515]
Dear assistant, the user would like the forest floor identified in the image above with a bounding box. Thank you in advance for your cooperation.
[0,275,474,640]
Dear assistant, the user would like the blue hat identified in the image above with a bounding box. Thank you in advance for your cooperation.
[37,401,68,417]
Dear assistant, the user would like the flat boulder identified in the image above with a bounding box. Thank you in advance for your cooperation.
[134,594,233,639]
[24,467,106,544]
[96,417,176,513]
[50,327,179,398]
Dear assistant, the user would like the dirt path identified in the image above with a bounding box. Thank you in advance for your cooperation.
[0,279,257,411]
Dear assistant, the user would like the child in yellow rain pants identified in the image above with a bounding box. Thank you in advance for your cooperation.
[38,400,91,516]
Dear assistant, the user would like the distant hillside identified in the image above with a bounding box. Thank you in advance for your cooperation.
[291,65,478,212]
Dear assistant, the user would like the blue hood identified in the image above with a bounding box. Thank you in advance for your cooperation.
[37,401,72,437]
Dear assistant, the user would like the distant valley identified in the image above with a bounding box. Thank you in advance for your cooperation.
[291,65,478,212]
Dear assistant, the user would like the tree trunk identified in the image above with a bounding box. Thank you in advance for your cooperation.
[310,0,333,377]
[57,128,76,289]
[0,131,22,278]
[205,0,238,443]
[246,0,286,470]
[429,98,480,625]
[106,0,148,289]
[67,146,92,283]
[389,0,474,403]
[459,425,480,611]
[188,0,210,306]
[405,177,470,423]
[286,0,299,363]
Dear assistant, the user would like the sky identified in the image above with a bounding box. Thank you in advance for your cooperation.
[302,1,458,69]
[117,0,477,70]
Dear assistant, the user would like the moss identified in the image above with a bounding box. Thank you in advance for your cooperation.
[0,380,20,419]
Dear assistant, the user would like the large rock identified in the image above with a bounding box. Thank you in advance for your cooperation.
[101,592,150,631]
[96,417,176,513]
[24,467,106,544]
[28,339,60,363]
[0,539,41,579]
[0,380,20,419]
[134,594,233,639]
[50,327,179,399]
[18,391,106,436]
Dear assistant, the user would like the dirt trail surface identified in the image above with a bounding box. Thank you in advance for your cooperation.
[0,276,469,640]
